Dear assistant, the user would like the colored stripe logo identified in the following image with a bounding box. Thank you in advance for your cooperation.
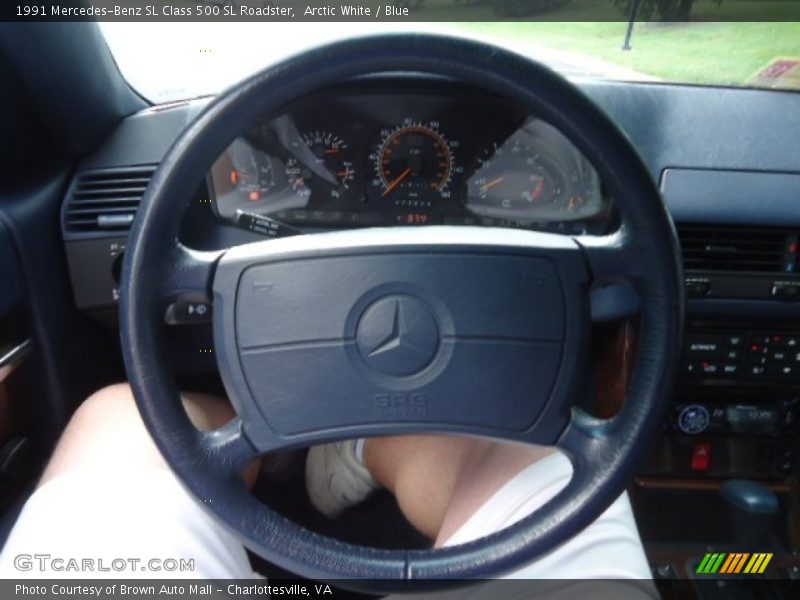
[697,552,773,574]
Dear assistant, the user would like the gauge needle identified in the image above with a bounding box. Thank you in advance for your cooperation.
[324,148,340,155]
[480,176,505,193]
[531,178,545,201]
[382,167,412,197]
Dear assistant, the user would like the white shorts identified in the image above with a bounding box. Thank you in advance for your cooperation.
[0,453,654,589]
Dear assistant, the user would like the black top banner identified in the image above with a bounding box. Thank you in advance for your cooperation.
[4,0,800,22]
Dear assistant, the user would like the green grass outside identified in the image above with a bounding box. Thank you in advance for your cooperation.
[441,1,800,87]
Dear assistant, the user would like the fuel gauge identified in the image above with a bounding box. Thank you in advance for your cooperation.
[209,138,278,219]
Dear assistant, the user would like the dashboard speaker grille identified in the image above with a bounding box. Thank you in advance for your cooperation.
[64,165,157,233]
[678,224,797,274]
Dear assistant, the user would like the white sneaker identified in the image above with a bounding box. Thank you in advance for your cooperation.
[305,440,379,518]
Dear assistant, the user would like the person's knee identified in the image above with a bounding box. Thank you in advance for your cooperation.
[77,384,236,430]
[39,384,249,488]
[72,382,139,426]
[39,383,167,486]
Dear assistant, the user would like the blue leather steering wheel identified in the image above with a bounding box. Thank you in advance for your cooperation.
[120,34,683,589]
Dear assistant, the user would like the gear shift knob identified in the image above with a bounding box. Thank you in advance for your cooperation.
[720,479,779,549]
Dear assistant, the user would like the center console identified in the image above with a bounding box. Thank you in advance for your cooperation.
[634,320,800,592]
[633,171,800,591]
[630,319,800,599]
[643,324,799,479]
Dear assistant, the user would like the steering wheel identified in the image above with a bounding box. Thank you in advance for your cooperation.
[120,34,683,588]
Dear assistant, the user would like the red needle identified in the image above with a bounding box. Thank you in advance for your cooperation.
[531,178,545,201]
[382,167,412,197]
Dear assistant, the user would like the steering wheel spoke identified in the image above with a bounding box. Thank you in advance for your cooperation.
[197,417,260,477]
[160,244,222,304]
[556,408,611,463]
[575,229,641,285]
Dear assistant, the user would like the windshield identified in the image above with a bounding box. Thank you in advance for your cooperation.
[100,20,800,104]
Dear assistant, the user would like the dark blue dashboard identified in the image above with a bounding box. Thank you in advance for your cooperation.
[62,77,800,322]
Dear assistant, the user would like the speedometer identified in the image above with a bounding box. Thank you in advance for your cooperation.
[370,120,460,204]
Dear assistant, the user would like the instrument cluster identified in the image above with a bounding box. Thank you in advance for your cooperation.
[208,86,613,236]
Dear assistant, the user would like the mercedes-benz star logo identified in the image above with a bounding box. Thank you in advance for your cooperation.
[355,295,439,376]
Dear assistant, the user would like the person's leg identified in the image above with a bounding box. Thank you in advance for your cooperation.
[310,434,652,580]
[10,382,647,580]
[0,383,260,579]
[39,382,257,487]
[363,435,553,543]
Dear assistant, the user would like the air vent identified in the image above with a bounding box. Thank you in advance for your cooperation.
[677,224,798,274]
[64,165,157,234]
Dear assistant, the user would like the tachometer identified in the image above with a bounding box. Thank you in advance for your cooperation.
[370,120,459,203]
[281,158,313,201]
[288,130,356,199]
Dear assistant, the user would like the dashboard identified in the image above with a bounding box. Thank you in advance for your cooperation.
[60,78,800,316]
[208,86,612,237]
[46,64,800,585]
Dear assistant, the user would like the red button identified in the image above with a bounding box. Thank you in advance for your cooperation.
[691,442,712,471]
